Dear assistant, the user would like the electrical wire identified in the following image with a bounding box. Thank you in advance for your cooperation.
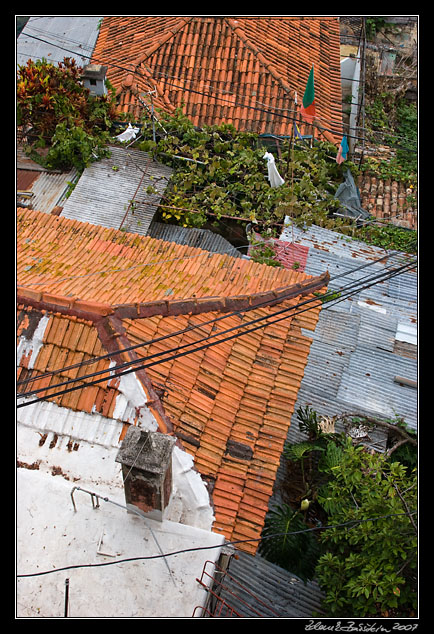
[16,510,417,578]
[18,257,416,400]
[16,257,416,408]
[16,250,396,390]
[18,30,418,152]
[17,257,411,396]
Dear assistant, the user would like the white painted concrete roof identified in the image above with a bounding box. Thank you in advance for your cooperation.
[17,469,224,618]
[16,402,224,618]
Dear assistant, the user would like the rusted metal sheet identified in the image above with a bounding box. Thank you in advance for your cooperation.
[17,168,78,214]
[17,170,39,191]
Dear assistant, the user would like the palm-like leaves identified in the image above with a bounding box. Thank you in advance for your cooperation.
[260,503,321,583]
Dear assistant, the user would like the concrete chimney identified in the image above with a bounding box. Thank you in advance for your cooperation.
[81,64,108,96]
[116,427,176,521]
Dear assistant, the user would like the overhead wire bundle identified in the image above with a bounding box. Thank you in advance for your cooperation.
[17,253,417,409]
[17,28,418,154]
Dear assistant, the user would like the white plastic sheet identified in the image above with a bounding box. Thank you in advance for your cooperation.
[263,152,285,188]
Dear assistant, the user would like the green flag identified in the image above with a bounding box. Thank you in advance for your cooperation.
[300,65,316,124]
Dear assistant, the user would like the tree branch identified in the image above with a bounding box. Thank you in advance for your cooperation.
[393,482,418,534]
[338,413,417,448]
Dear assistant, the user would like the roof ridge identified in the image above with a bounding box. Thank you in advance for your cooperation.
[127,16,194,114]
[133,16,193,68]
[16,287,113,322]
[17,271,329,324]
[114,271,329,320]
[224,17,294,97]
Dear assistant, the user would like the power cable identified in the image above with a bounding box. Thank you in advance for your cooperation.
[16,510,417,578]
[17,257,416,401]
[18,31,418,152]
[18,257,412,397]
[16,258,416,408]
[16,250,396,389]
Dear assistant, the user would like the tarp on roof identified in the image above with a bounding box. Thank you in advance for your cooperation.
[334,169,371,222]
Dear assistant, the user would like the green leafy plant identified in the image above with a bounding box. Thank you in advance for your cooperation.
[295,405,322,439]
[265,405,417,617]
[365,17,386,40]
[315,440,417,617]
[43,123,111,171]
[260,503,322,582]
[138,108,353,232]
[248,238,282,267]
[363,92,417,184]
[358,223,417,254]
[17,57,119,171]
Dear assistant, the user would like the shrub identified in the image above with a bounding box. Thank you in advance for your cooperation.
[315,440,417,617]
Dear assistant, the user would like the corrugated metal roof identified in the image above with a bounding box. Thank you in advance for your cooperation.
[17,16,102,67]
[277,221,417,449]
[147,221,244,258]
[218,550,325,618]
[17,147,79,214]
[61,146,173,235]
[17,168,79,214]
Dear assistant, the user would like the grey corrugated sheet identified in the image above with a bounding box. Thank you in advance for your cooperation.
[17,16,102,67]
[61,146,173,235]
[280,221,417,435]
[17,168,79,214]
[268,221,417,512]
[17,146,79,214]
[337,347,417,423]
[148,221,243,257]
[218,550,325,618]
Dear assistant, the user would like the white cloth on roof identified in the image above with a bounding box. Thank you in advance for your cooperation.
[115,123,140,143]
[263,152,285,188]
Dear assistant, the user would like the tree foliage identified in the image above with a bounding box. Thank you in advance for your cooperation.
[139,108,416,253]
[260,503,321,583]
[17,57,118,171]
[261,406,417,618]
[315,441,417,617]
[139,108,352,231]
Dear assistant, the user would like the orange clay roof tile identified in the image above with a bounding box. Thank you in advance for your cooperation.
[92,16,342,140]
[17,208,328,553]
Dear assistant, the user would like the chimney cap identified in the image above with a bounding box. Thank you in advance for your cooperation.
[115,427,175,474]
[81,63,107,79]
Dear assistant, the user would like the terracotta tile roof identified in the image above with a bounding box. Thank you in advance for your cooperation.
[17,306,124,419]
[357,174,417,231]
[17,208,328,552]
[17,208,325,306]
[92,16,343,140]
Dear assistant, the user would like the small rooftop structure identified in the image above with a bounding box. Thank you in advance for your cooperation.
[81,63,108,96]
[116,427,176,521]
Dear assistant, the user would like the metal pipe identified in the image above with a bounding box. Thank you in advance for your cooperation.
[64,578,69,617]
